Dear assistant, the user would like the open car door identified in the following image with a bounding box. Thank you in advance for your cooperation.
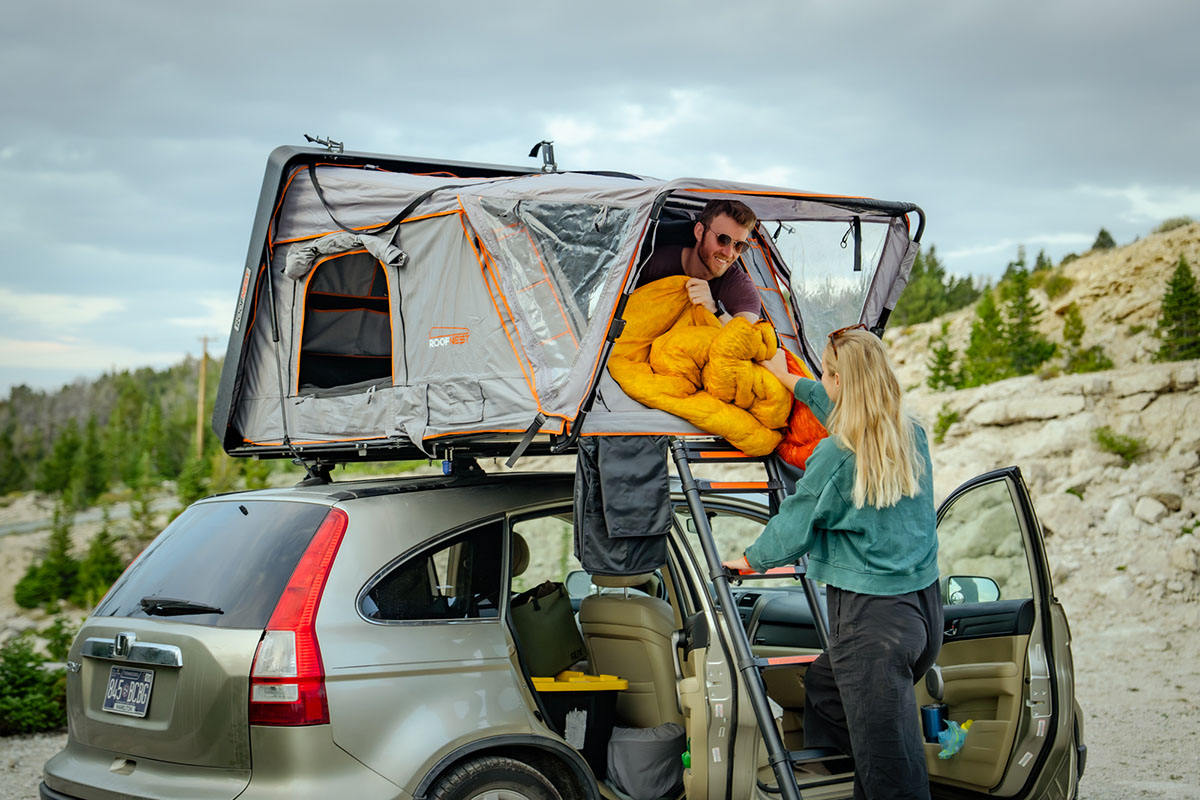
[923,467,1082,799]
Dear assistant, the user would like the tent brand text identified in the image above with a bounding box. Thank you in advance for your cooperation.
[429,327,470,348]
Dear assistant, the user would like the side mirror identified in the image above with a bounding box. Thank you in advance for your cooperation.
[941,575,1000,605]
[564,570,593,600]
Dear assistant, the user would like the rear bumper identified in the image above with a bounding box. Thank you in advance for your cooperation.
[40,782,76,800]
[41,726,404,800]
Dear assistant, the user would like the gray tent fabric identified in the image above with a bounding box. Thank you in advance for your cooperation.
[283,230,408,279]
[217,154,922,459]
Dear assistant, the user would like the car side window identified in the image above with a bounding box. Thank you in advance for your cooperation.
[510,510,580,592]
[936,479,1034,602]
[363,520,505,621]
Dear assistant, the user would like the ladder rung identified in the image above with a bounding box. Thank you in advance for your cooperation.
[695,479,781,493]
[788,748,844,763]
[678,439,776,463]
[730,563,807,580]
[756,654,819,669]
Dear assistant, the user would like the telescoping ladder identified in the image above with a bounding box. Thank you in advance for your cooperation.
[669,438,848,800]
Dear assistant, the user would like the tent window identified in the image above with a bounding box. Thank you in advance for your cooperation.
[298,250,392,390]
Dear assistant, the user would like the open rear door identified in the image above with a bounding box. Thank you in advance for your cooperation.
[922,467,1079,797]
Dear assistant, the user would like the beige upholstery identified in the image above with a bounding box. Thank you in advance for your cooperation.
[511,533,529,578]
[578,577,683,728]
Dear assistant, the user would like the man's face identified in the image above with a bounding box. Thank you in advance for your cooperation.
[692,213,752,279]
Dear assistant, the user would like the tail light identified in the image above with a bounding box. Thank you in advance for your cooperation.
[249,508,348,726]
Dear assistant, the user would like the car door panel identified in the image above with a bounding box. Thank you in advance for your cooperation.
[922,467,1070,797]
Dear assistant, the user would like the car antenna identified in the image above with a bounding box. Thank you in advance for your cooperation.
[304,133,344,154]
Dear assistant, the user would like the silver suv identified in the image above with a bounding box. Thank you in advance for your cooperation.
[42,460,1084,799]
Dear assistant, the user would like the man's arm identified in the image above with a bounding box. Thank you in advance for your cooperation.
[685,278,760,324]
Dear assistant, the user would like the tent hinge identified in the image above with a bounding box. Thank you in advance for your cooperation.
[303,133,344,153]
[606,317,626,342]
[528,140,557,173]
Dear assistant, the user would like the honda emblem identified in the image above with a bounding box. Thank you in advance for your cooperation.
[114,632,135,659]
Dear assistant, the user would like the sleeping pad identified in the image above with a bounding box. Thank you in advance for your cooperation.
[608,275,814,458]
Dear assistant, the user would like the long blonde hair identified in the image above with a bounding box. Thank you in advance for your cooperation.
[823,328,925,509]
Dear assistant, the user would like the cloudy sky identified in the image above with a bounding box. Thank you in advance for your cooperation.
[2,0,1197,395]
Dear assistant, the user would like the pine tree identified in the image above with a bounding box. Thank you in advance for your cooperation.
[960,289,1012,387]
[74,507,128,608]
[1033,249,1053,273]
[40,504,79,603]
[72,415,108,508]
[1062,303,1113,374]
[1092,228,1116,250]
[15,504,79,608]
[176,454,210,508]
[0,423,27,494]
[1155,255,1200,362]
[1000,246,1027,284]
[890,246,979,326]
[1001,263,1056,374]
[925,322,960,391]
[128,452,159,544]
[35,421,80,497]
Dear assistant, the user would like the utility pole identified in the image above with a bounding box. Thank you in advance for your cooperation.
[195,336,211,460]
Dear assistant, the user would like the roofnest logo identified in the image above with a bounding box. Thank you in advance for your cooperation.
[428,327,470,348]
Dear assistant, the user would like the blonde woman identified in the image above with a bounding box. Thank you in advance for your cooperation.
[724,325,941,800]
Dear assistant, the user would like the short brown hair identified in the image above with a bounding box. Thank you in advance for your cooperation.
[699,198,757,230]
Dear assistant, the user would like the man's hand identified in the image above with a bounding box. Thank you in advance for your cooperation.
[685,277,718,314]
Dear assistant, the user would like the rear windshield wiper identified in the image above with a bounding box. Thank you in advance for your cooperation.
[139,596,224,616]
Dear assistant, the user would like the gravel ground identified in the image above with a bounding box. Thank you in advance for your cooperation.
[1,732,60,800]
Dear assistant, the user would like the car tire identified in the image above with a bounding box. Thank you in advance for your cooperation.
[429,755,564,800]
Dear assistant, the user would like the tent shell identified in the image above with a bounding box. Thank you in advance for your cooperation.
[213,146,924,466]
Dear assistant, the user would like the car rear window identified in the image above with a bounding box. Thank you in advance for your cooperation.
[94,499,332,629]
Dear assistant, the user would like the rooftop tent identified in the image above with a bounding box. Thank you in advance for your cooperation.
[213,146,924,463]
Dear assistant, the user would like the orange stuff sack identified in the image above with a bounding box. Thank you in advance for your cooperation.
[607,276,792,456]
[776,348,828,468]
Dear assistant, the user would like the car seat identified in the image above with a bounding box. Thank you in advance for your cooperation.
[578,574,683,728]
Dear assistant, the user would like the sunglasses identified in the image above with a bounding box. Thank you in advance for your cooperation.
[826,323,868,357]
[704,224,752,255]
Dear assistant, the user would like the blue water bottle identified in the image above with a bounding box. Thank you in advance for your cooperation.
[920,703,947,743]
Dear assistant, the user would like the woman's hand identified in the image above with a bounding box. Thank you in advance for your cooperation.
[758,348,787,378]
[758,348,800,393]
[722,556,752,573]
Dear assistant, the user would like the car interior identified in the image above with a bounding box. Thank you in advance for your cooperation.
[498,476,1052,798]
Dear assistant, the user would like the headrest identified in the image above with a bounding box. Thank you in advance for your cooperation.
[591,573,653,589]
[511,533,529,578]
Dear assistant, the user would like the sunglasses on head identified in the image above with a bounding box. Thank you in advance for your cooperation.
[827,323,868,356]
[703,224,751,255]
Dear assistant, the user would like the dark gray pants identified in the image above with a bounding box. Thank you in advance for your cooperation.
[803,581,943,800]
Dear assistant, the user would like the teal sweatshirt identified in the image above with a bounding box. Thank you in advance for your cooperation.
[744,379,939,596]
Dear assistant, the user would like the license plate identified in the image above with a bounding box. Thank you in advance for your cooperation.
[102,666,154,718]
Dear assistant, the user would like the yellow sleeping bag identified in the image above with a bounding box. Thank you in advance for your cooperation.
[607,276,793,456]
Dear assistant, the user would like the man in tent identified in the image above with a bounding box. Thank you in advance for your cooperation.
[635,198,761,324]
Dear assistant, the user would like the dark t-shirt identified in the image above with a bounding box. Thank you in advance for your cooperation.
[635,245,761,316]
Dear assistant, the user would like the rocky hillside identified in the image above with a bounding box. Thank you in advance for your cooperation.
[885,223,1200,611]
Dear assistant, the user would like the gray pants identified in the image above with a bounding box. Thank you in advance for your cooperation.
[803,581,943,800]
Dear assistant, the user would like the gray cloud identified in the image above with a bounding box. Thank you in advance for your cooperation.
[2,0,1198,392]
